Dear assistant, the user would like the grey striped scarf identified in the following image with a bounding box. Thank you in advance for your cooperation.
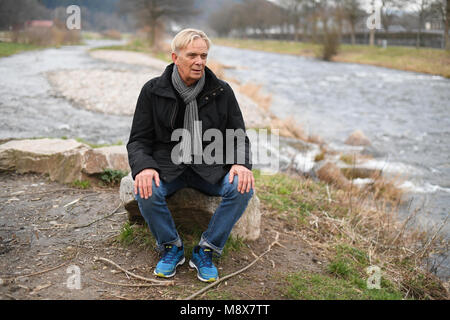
[171,65,205,163]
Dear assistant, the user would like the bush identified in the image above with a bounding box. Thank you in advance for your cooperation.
[101,29,122,40]
[320,31,340,61]
[99,168,128,186]
[12,25,81,46]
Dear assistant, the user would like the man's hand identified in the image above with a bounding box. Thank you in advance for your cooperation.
[134,168,160,199]
[229,165,254,194]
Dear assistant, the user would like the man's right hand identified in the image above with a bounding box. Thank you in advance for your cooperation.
[134,168,160,199]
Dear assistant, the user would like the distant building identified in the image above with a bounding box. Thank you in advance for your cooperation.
[24,20,54,28]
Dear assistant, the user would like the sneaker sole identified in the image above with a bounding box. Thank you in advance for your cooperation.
[154,257,185,278]
[189,260,218,283]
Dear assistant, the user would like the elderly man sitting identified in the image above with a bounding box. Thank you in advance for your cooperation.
[127,28,254,282]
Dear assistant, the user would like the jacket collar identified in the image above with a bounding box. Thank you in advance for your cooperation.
[152,63,223,104]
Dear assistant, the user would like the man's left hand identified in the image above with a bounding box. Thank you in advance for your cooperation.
[229,165,255,194]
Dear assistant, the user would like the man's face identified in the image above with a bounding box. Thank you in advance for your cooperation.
[172,38,208,86]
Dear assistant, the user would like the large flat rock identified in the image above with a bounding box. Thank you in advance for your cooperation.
[119,173,261,241]
[0,138,130,184]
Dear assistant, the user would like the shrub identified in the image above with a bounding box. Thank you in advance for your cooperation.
[99,168,128,186]
[320,30,340,61]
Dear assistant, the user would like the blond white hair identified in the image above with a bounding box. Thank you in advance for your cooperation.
[171,28,212,54]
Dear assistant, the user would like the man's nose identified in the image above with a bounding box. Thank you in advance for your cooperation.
[194,56,203,65]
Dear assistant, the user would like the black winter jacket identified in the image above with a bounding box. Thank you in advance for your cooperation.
[126,63,252,184]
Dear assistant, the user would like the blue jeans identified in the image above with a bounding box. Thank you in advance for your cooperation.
[134,168,254,256]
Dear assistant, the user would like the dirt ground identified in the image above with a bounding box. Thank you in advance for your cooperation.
[0,172,324,300]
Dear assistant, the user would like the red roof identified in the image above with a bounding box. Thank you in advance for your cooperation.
[27,20,54,28]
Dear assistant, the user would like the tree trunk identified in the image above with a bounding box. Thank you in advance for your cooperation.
[416,14,423,48]
[369,29,375,46]
[446,0,450,50]
[351,23,356,45]
[312,15,318,43]
[294,18,300,42]
[148,21,156,48]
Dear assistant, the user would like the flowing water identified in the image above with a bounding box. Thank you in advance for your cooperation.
[210,45,450,278]
[0,40,132,145]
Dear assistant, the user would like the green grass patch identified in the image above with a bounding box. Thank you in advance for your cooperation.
[254,169,336,225]
[118,221,155,250]
[99,168,128,186]
[90,38,149,53]
[0,42,46,58]
[72,179,91,189]
[213,38,450,78]
[281,270,403,300]
[75,137,123,148]
[90,38,172,63]
[317,244,403,299]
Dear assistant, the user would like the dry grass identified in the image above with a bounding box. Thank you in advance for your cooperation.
[257,170,449,299]
[206,60,226,79]
[238,82,272,113]
[11,26,81,46]
[101,29,122,40]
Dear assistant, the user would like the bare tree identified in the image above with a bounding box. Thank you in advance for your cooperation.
[208,4,235,37]
[241,0,283,38]
[431,0,450,49]
[381,0,406,33]
[279,0,306,41]
[0,0,49,30]
[118,0,198,46]
[411,0,434,47]
[342,0,364,45]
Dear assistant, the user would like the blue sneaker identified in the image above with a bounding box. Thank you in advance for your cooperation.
[154,244,185,278]
[189,246,219,282]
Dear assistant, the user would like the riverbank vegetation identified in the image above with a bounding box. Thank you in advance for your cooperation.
[114,168,448,299]
[213,38,450,78]
[0,42,46,58]
[0,24,81,58]
[255,170,447,299]
[90,37,171,63]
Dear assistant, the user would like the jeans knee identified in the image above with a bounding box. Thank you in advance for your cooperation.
[224,176,254,199]
[134,181,165,204]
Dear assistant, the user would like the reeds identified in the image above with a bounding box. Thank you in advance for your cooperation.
[11,25,81,46]
[291,173,447,299]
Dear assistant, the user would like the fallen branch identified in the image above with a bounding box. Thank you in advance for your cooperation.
[1,262,68,284]
[94,257,174,286]
[183,232,284,300]
[30,282,52,295]
[73,203,123,229]
[106,292,133,300]
[91,277,165,287]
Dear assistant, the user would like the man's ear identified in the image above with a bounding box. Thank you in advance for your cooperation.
[171,52,177,64]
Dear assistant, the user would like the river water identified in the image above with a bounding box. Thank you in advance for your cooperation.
[209,45,450,278]
[0,40,448,278]
[0,40,133,145]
